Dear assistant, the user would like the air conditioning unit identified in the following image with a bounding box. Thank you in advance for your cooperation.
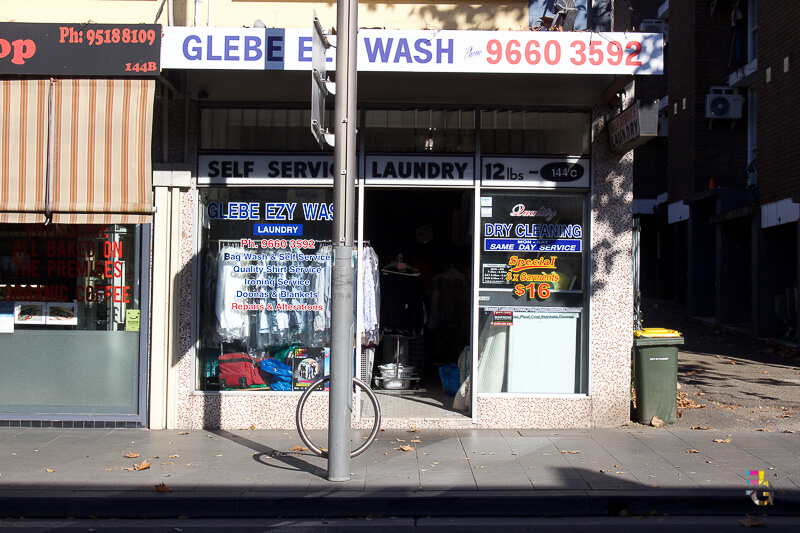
[640,19,668,42]
[705,86,744,119]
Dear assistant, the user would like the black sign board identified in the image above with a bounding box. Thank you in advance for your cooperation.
[0,22,160,76]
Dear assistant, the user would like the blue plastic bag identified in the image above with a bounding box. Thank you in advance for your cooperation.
[260,358,292,389]
[439,363,460,396]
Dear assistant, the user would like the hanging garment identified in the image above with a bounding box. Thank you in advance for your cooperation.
[215,246,249,341]
[361,246,381,345]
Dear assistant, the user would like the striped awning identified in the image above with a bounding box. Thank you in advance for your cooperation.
[49,79,155,224]
[0,80,50,224]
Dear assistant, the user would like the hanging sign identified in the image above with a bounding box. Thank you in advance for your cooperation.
[0,22,160,75]
[608,100,659,153]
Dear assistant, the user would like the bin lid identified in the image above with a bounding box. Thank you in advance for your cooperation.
[634,328,682,338]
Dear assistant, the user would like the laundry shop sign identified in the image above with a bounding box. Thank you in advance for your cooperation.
[161,27,664,75]
[198,154,477,185]
[366,155,474,185]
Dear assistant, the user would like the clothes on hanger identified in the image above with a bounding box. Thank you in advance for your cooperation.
[215,245,250,341]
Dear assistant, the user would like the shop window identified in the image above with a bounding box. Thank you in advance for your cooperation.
[364,109,476,153]
[476,192,587,394]
[200,108,336,151]
[198,187,335,392]
[0,224,146,415]
[479,111,590,155]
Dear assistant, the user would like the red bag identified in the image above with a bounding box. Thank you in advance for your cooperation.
[218,353,266,389]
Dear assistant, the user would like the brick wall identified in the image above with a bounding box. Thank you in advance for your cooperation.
[755,1,800,205]
[667,2,748,202]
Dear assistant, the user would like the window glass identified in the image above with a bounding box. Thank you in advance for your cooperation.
[479,111,589,155]
[364,109,476,153]
[198,187,334,391]
[0,224,145,415]
[476,192,587,394]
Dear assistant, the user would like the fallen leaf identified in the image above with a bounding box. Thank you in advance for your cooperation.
[713,438,732,443]
[692,426,709,430]
[729,361,737,365]
[561,450,580,454]
[169,455,180,458]
[155,483,171,492]
[105,468,113,471]
[410,439,421,443]
[124,453,140,458]
[686,449,700,454]
[742,515,765,527]
[756,429,770,432]
[121,467,134,471]
[782,430,795,434]
[407,428,420,433]
[249,425,256,430]
[134,460,151,471]
[397,445,415,452]
[45,469,54,473]
[178,432,189,435]
[290,446,308,452]
[779,414,792,418]
[651,416,664,427]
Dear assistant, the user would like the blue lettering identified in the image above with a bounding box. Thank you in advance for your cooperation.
[299,36,312,62]
[224,36,239,61]
[394,38,412,63]
[437,38,454,64]
[207,36,222,61]
[183,35,202,60]
[364,38,393,63]
[245,36,263,61]
[265,35,281,61]
[303,203,320,220]
[414,39,432,63]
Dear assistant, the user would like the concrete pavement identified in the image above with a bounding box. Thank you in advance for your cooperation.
[0,426,797,519]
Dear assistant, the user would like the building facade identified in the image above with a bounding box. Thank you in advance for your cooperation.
[1,1,664,430]
[633,1,800,344]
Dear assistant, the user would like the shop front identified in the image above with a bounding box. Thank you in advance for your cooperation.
[159,26,662,429]
[0,23,159,426]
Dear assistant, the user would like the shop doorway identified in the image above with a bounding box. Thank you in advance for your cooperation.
[360,188,473,421]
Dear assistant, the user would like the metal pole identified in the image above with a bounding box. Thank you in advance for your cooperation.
[328,0,358,482]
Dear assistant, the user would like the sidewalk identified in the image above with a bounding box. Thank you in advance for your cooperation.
[0,426,798,519]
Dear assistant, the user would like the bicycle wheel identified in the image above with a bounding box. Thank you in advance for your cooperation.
[295,376,382,458]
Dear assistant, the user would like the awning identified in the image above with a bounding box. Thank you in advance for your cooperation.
[49,79,155,224]
[0,80,50,224]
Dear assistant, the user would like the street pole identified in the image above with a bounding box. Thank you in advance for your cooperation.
[328,0,358,482]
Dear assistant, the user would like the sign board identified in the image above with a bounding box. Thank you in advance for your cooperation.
[365,155,474,185]
[161,27,664,75]
[481,157,590,188]
[198,154,335,185]
[608,100,659,153]
[0,22,160,75]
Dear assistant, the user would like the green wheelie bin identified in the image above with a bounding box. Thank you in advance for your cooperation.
[633,328,684,425]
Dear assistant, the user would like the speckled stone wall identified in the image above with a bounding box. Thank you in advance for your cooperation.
[588,103,634,428]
